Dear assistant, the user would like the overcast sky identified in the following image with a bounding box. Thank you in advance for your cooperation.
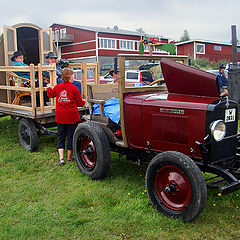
[0,0,239,42]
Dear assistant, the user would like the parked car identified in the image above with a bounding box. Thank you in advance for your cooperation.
[100,64,114,75]
[100,69,155,85]
[99,70,115,84]
[125,70,155,85]
[73,70,95,83]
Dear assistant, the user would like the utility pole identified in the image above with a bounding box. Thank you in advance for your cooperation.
[228,25,240,117]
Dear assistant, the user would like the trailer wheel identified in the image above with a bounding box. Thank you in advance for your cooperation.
[146,151,207,222]
[10,115,17,121]
[18,118,38,152]
[73,122,111,180]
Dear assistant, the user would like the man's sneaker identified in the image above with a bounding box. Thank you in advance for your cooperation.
[58,159,65,165]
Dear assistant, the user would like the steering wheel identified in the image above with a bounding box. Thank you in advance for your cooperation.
[149,78,164,86]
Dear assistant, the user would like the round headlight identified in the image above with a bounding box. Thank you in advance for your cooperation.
[210,120,226,142]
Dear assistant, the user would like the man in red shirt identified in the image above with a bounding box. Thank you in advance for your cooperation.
[47,68,85,165]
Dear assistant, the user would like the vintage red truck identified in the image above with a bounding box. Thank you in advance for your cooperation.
[72,55,240,222]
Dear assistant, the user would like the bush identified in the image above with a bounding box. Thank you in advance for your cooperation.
[190,58,228,70]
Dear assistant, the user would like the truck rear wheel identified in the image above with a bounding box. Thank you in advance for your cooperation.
[146,151,207,222]
[73,122,111,180]
[18,118,38,152]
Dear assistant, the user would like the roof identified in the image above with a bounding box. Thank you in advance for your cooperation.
[51,23,141,37]
[51,23,170,40]
[175,39,240,47]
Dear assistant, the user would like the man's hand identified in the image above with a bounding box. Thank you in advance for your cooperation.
[219,88,228,97]
[46,83,52,88]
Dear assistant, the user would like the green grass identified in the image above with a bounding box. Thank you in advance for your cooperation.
[1,116,240,240]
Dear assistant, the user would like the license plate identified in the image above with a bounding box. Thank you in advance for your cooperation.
[225,108,236,122]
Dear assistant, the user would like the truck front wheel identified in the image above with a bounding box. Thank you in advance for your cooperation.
[73,122,111,180]
[146,151,207,222]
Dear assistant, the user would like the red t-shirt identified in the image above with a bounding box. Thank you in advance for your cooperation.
[47,82,85,124]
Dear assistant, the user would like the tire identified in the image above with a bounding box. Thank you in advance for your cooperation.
[146,151,207,222]
[10,115,17,121]
[73,122,111,180]
[18,118,38,152]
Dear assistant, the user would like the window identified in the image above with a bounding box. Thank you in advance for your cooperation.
[99,38,116,49]
[60,28,66,39]
[196,43,205,54]
[126,72,138,79]
[76,71,81,80]
[214,45,222,51]
[137,42,149,51]
[54,30,59,41]
[120,40,134,50]
[237,48,240,53]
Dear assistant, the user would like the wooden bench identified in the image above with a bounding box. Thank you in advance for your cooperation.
[87,83,119,117]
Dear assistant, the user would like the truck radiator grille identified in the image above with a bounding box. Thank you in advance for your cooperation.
[152,114,188,144]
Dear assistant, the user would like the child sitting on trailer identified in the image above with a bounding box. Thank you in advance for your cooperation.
[47,68,85,165]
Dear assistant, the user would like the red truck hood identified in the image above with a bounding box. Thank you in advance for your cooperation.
[161,58,219,97]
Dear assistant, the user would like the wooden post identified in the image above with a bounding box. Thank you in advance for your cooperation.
[97,62,100,84]
[49,64,54,107]
[52,63,57,108]
[119,56,128,147]
[38,64,44,114]
[5,72,11,104]
[94,62,97,84]
[2,26,17,104]
[149,45,154,56]
[82,62,87,100]
[30,64,36,116]
[49,63,57,108]
[183,58,188,65]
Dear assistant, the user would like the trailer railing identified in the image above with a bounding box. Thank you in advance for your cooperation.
[68,62,100,102]
[0,63,57,117]
[0,61,100,117]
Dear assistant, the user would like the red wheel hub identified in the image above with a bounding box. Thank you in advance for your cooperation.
[79,135,96,169]
[155,165,192,211]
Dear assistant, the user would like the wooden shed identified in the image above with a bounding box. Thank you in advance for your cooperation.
[0,23,53,103]
[0,23,53,66]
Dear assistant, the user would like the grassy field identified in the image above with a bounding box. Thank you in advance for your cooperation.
[1,116,240,240]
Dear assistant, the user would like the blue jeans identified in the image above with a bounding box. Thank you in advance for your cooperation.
[57,123,78,150]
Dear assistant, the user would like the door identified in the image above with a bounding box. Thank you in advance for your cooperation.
[3,25,17,66]
[39,28,53,64]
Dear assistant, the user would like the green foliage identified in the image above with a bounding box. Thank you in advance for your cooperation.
[180,29,190,42]
[1,116,240,240]
[190,57,228,70]
[155,44,176,55]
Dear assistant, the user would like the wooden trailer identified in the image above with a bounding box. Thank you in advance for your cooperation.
[0,23,88,151]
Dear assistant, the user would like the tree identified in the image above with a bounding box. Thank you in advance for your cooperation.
[180,29,190,42]
[136,27,145,37]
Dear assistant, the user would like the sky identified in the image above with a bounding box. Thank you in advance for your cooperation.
[0,0,239,42]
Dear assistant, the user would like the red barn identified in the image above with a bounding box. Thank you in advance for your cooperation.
[50,23,169,65]
[175,39,240,62]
